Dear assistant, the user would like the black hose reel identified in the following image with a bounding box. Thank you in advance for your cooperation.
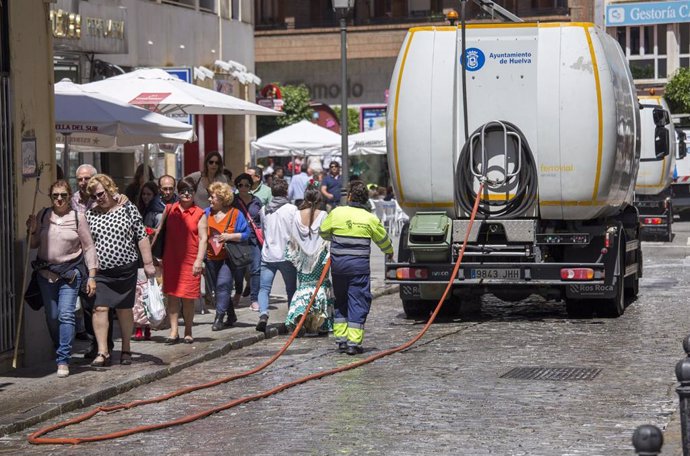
[455,121,539,219]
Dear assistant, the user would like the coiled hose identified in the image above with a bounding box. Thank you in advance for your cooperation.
[455,121,538,219]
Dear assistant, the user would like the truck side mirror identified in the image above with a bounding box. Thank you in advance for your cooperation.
[653,108,670,127]
[678,131,688,160]
[655,126,670,159]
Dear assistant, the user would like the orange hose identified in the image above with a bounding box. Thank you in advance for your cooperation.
[28,184,484,445]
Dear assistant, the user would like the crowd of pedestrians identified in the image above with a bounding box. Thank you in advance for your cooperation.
[26,152,394,378]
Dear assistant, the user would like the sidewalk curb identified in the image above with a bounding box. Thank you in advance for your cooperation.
[0,284,398,438]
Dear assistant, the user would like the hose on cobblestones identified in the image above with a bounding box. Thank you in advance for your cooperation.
[28,184,484,445]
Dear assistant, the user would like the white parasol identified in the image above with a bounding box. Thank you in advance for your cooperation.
[83,68,281,116]
[55,79,195,149]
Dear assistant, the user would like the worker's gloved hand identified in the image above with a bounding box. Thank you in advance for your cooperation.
[385,253,394,263]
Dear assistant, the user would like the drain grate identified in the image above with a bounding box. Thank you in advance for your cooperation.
[500,367,601,381]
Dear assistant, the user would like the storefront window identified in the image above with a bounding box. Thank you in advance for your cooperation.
[618,25,667,81]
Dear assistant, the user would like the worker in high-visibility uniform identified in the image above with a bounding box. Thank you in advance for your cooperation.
[319,181,394,355]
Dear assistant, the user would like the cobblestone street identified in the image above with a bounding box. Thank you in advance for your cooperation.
[2,222,690,455]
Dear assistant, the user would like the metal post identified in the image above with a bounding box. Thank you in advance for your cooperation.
[632,424,664,455]
[677,335,690,455]
[339,12,349,205]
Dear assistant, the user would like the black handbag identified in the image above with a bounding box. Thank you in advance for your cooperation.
[25,271,43,311]
[151,204,171,258]
[224,242,253,269]
[220,208,253,269]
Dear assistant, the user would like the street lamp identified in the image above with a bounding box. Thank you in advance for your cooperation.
[333,0,354,205]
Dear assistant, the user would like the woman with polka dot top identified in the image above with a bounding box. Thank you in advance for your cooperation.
[84,174,156,367]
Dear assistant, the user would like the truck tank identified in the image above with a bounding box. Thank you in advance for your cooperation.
[387,23,640,221]
[635,96,675,196]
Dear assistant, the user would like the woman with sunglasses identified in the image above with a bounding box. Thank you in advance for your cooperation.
[84,174,156,367]
[160,177,208,344]
[26,180,98,378]
[232,173,263,313]
[206,182,250,331]
[184,151,229,209]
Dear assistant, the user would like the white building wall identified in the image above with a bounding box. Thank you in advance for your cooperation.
[93,0,255,71]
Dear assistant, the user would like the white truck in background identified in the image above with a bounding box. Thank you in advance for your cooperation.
[634,96,677,241]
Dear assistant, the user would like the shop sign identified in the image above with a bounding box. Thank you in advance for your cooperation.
[51,1,127,54]
[606,1,690,27]
[164,67,193,125]
[360,105,386,132]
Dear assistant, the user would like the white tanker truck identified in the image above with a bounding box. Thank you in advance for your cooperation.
[634,96,676,241]
[384,20,664,319]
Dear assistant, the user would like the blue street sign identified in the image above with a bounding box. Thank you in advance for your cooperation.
[163,67,193,125]
[606,1,690,27]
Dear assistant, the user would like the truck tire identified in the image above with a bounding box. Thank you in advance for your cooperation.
[565,299,594,318]
[599,249,625,318]
[625,247,641,301]
[402,299,433,319]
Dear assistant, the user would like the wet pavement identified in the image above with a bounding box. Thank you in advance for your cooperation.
[1,225,690,455]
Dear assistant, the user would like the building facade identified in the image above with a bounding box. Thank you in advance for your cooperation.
[51,0,259,185]
[0,0,56,370]
[255,1,593,108]
[604,0,690,93]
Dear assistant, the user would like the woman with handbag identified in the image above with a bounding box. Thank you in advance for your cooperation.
[161,177,208,345]
[232,173,263,313]
[84,174,156,367]
[206,182,250,332]
[26,180,98,378]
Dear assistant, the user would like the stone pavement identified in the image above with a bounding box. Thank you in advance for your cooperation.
[0,243,399,438]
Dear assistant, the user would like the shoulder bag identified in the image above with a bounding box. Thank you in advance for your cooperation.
[24,208,50,310]
[150,204,171,259]
[237,197,264,247]
[221,208,253,269]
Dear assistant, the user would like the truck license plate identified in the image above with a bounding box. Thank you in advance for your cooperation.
[470,268,521,280]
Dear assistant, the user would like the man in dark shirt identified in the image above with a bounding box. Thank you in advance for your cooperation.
[321,161,342,211]
[158,174,179,205]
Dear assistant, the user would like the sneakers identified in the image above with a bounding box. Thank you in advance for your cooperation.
[250,302,260,312]
[346,345,364,356]
[57,364,69,378]
[256,314,268,332]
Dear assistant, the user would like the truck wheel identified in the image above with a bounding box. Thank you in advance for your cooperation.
[565,299,594,318]
[599,272,625,317]
[624,247,641,301]
[402,299,433,319]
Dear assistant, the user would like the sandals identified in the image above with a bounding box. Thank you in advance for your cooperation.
[90,352,111,367]
[120,351,132,365]
[183,336,194,344]
[164,336,179,345]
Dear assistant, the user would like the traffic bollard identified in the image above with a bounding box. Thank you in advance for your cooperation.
[676,335,690,456]
[632,424,663,455]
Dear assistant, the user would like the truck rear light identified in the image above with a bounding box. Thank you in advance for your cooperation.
[560,268,594,280]
[395,268,429,280]
[605,232,612,248]
[643,217,663,225]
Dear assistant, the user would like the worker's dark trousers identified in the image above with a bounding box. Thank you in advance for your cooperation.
[331,273,371,347]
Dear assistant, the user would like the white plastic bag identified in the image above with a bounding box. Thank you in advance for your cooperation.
[143,278,166,328]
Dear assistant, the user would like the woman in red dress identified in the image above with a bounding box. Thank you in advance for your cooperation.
[162,177,208,344]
